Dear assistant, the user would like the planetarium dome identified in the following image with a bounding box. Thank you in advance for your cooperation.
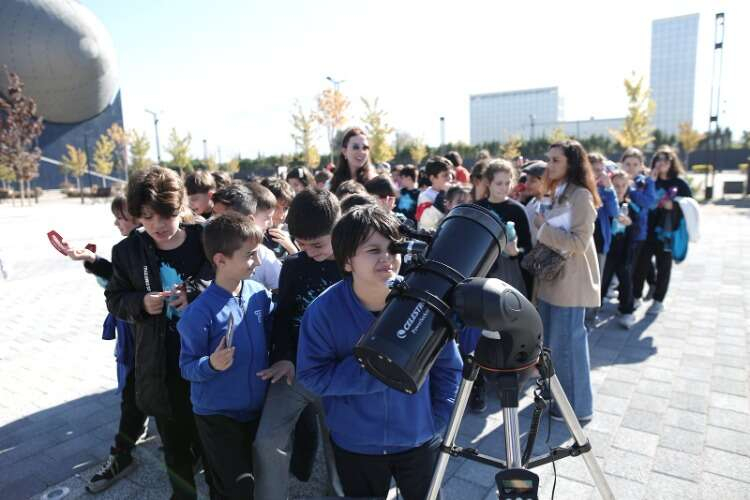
[0,0,119,124]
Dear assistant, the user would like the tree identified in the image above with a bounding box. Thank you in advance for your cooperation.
[500,135,523,160]
[107,123,129,177]
[62,144,88,203]
[290,101,321,168]
[609,73,655,149]
[361,97,394,164]
[205,156,218,172]
[0,69,44,206]
[316,88,349,162]
[549,127,569,143]
[0,162,15,192]
[408,139,428,166]
[129,130,151,173]
[166,128,192,173]
[223,156,240,176]
[741,130,750,149]
[93,134,115,183]
[652,129,677,150]
[677,122,704,167]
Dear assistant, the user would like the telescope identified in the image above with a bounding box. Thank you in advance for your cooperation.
[353,203,614,500]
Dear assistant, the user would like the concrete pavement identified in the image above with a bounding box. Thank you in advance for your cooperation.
[0,193,747,500]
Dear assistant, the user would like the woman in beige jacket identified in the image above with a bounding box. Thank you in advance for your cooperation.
[533,140,602,421]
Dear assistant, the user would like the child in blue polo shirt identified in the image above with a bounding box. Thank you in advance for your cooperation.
[178,213,274,499]
[296,205,462,500]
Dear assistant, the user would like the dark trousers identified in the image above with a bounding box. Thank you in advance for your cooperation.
[332,437,442,500]
[195,414,259,500]
[156,334,211,500]
[112,370,148,456]
[601,236,634,314]
[633,239,672,303]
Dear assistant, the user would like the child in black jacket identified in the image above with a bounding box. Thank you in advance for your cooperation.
[105,167,215,500]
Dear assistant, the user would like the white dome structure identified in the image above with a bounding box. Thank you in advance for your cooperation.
[0,0,119,124]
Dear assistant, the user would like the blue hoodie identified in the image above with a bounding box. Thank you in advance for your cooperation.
[595,185,620,254]
[627,174,658,242]
[178,280,272,421]
[297,278,463,455]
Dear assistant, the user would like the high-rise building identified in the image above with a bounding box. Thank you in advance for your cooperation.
[470,87,559,144]
[650,13,700,135]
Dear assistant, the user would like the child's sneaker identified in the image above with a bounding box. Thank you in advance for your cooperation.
[86,453,136,493]
[618,313,636,329]
[646,301,664,316]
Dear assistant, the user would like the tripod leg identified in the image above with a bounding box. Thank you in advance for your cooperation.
[548,374,614,500]
[502,407,522,469]
[426,365,478,500]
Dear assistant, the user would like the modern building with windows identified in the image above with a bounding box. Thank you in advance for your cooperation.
[469,86,625,144]
[650,13,700,135]
[470,87,560,144]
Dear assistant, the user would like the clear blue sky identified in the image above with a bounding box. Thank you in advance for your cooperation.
[83,0,749,161]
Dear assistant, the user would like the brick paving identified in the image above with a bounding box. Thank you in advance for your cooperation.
[0,193,748,500]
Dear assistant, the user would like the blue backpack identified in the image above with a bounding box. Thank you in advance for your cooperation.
[671,219,689,263]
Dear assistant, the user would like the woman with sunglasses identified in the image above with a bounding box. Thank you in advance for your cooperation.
[632,146,692,315]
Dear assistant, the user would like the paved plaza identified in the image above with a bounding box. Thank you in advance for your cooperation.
[0,192,748,500]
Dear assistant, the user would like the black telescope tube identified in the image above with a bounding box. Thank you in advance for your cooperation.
[354,204,507,394]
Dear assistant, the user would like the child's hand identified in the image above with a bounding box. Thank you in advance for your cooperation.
[505,240,519,257]
[169,286,189,311]
[257,360,295,384]
[598,172,612,188]
[143,293,166,315]
[619,215,632,227]
[268,228,298,255]
[210,336,235,371]
[65,247,96,263]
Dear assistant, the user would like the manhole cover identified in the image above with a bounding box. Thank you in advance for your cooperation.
[41,486,70,500]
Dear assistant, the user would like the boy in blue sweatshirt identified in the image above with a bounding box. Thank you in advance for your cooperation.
[178,213,274,499]
[296,204,463,500]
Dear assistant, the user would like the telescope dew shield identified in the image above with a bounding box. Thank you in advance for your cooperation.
[354,204,507,394]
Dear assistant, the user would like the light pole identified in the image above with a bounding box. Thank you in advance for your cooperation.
[203,139,208,162]
[325,76,345,164]
[145,109,162,165]
[440,117,446,147]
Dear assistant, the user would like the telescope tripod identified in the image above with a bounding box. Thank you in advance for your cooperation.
[426,349,614,500]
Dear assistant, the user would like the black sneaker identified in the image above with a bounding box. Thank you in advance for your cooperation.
[86,453,136,493]
[469,383,487,413]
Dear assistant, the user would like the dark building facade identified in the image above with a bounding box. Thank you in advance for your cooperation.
[36,91,125,189]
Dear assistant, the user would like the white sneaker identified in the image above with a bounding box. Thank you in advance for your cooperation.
[646,301,664,315]
[618,313,636,329]
[633,299,642,310]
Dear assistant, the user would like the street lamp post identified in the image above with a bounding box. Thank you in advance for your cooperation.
[145,109,162,165]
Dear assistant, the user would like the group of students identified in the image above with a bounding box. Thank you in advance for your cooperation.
[67,126,693,500]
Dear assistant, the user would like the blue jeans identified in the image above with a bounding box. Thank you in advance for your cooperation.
[538,300,594,418]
